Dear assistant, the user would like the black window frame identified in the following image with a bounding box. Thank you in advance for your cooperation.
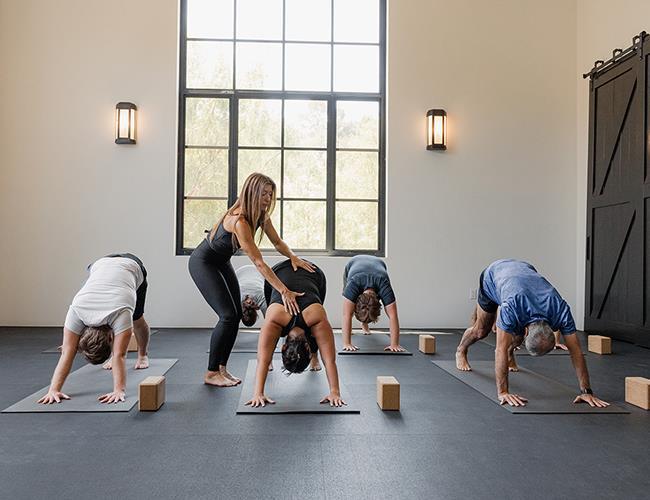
[176,0,387,256]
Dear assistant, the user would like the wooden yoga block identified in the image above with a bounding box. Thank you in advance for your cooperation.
[127,334,138,352]
[139,376,166,411]
[625,377,650,410]
[588,335,611,354]
[377,376,400,411]
[418,334,436,354]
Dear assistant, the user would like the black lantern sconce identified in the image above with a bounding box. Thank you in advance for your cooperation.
[426,109,447,150]
[115,102,137,144]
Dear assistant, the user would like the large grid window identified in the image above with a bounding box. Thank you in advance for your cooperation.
[177,0,386,255]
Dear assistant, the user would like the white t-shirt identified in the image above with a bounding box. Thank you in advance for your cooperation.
[236,265,267,316]
[64,257,145,335]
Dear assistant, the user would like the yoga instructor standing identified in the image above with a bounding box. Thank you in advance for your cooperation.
[189,173,314,387]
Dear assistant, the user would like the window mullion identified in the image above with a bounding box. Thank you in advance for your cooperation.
[326,96,336,252]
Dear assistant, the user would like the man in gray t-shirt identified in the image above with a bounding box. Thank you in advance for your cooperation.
[236,265,267,326]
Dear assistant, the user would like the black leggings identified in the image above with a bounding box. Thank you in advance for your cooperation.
[189,240,242,371]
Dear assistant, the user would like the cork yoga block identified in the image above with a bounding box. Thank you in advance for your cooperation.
[127,334,138,352]
[625,377,650,410]
[377,376,400,411]
[139,376,166,411]
[418,335,436,354]
[588,335,611,354]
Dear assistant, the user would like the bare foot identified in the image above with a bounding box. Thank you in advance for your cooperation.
[268,362,274,372]
[361,323,371,335]
[102,357,113,370]
[456,350,471,371]
[508,358,519,372]
[134,355,149,370]
[219,366,241,385]
[204,371,237,387]
[309,357,322,371]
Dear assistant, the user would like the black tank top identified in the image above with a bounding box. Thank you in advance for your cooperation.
[206,222,237,258]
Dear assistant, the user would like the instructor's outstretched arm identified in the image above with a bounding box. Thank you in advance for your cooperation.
[564,333,609,407]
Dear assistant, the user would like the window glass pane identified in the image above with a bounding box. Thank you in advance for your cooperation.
[187,0,234,38]
[236,42,283,90]
[285,0,331,42]
[333,0,379,43]
[236,0,283,40]
[237,149,282,195]
[284,150,327,198]
[185,149,229,197]
[259,206,281,249]
[284,100,327,148]
[336,151,378,199]
[285,44,331,91]
[184,199,228,248]
[186,41,233,89]
[283,201,326,249]
[185,98,229,146]
[335,201,378,250]
[239,99,282,146]
[333,45,379,93]
[336,101,378,149]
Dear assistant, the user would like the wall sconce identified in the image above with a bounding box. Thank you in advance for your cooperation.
[426,109,447,150]
[115,102,137,144]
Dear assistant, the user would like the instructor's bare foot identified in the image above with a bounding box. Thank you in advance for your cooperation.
[204,371,236,387]
[220,366,241,385]
[455,351,471,371]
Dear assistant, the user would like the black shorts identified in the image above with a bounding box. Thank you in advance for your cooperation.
[477,270,498,314]
[107,253,148,321]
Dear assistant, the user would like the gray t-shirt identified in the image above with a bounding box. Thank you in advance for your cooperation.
[64,257,145,335]
[236,265,267,316]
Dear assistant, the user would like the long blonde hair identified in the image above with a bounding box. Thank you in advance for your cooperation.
[211,172,277,249]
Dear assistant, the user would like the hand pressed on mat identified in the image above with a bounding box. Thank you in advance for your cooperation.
[37,390,70,404]
[320,393,346,407]
[245,394,275,408]
[573,393,610,408]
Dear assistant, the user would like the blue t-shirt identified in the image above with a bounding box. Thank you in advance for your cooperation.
[482,259,576,336]
[342,255,396,306]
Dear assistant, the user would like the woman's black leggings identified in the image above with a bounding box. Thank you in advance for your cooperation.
[189,240,242,371]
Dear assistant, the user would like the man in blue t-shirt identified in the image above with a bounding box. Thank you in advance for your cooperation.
[341,255,404,352]
[456,259,609,408]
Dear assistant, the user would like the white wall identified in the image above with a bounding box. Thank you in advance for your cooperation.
[0,0,579,329]
[575,0,650,329]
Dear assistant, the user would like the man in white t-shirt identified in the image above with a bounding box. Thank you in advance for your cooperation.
[236,265,267,327]
[38,253,151,405]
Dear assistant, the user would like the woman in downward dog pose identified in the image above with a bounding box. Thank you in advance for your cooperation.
[245,259,345,408]
[189,173,315,388]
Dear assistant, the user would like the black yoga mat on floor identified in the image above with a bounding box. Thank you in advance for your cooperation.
[42,329,159,353]
[479,333,582,356]
[2,358,177,413]
[336,333,412,355]
[431,360,628,414]
[236,360,359,414]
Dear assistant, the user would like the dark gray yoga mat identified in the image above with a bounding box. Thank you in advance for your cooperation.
[237,360,359,414]
[232,332,280,353]
[336,333,412,355]
[479,333,582,356]
[2,358,177,413]
[42,329,159,353]
[431,360,628,414]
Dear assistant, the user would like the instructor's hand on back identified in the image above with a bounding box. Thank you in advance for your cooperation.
[245,394,275,408]
[281,289,304,316]
[290,255,315,273]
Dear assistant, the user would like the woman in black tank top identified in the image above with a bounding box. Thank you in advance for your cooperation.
[189,173,316,388]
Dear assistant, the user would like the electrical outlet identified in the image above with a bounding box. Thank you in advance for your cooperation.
[469,288,477,300]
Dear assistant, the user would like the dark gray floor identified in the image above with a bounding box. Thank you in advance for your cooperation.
[1,326,649,500]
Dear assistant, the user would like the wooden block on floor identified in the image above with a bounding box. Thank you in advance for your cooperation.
[418,334,436,354]
[377,376,400,411]
[139,375,165,411]
[127,334,138,352]
[625,377,650,410]
[588,335,611,354]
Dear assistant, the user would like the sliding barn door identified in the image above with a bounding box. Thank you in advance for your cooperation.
[585,37,650,347]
